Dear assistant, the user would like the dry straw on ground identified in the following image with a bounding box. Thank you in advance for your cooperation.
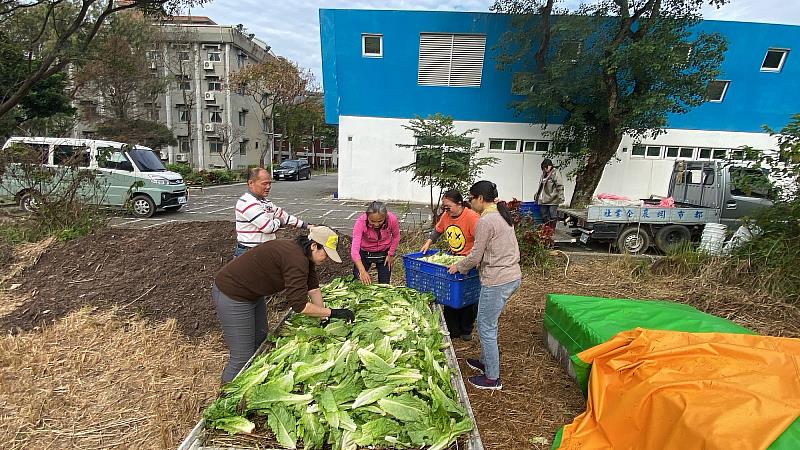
[0,308,226,449]
[0,229,797,450]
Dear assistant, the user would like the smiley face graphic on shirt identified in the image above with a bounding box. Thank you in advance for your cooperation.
[445,225,466,253]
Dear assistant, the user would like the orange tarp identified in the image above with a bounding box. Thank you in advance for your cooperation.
[557,328,800,450]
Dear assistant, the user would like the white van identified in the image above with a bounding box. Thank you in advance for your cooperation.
[1,137,187,217]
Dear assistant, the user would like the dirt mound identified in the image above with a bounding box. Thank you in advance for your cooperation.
[1,222,354,338]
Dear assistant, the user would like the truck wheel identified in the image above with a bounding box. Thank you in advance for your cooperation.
[131,195,155,218]
[616,226,651,254]
[655,225,691,253]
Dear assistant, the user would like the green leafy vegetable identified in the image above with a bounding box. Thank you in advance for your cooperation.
[420,252,465,266]
[201,278,473,449]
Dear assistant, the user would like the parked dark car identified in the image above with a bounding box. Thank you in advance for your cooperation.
[273,159,311,181]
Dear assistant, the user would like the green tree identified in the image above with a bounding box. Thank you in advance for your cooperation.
[492,0,728,206]
[0,32,74,137]
[0,0,207,121]
[728,114,800,301]
[396,114,499,220]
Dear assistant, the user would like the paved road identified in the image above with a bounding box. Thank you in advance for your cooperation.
[109,174,433,234]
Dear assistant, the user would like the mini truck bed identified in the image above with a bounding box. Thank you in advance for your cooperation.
[178,306,484,450]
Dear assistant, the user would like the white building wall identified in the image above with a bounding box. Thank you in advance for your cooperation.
[337,115,778,204]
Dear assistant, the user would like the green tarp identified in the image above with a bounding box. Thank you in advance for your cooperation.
[543,293,754,392]
[544,294,799,450]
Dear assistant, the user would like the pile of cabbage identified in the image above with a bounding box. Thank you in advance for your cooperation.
[420,252,464,267]
[203,278,473,449]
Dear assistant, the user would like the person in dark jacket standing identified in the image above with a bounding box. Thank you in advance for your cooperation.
[534,158,565,234]
[212,226,355,383]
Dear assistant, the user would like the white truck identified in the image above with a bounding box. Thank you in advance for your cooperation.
[561,161,773,254]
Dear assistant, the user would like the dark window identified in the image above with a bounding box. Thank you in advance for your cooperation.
[362,34,382,57]
[666,147,679,158]
[680,147,694,158]
[705,80,730,102]
[761,49,788,71]
[730,167,772,198]
[239,141,248,155]
[559,41,581,62]
[128,148,166,172]
[207,77,222,91]
[98,149,133,171]
[699,148,712,159]
[511,72,534,95]
[632,145,646,157]
[54,145,90,167]
[209,140,223,153]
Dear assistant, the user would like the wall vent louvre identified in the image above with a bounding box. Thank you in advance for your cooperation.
[418,33,485,87]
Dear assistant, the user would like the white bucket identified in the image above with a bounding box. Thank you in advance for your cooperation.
[699,223,728,255]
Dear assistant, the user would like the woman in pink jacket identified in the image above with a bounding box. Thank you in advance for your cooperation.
[351,201,401,284]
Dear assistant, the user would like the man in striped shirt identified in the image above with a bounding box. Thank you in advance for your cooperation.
[234,168,309,256]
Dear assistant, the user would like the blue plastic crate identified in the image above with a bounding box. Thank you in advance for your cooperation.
[519,201,542,222]
[402,251,481,309]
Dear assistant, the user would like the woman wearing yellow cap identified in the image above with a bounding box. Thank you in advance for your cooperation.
[212,226,355,382]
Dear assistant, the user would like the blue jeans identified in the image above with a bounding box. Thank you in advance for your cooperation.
[477,279,521,380]
[540,205,558,225]
[233,244,251,257]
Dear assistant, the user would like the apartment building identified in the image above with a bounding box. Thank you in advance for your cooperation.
[75,16,273,170]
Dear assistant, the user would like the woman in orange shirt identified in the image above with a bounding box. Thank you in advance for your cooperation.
[421,190,481,340]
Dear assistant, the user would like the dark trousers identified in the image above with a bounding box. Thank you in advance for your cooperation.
[443,302,479,337]
[353,249,391,284]
[211,283,267,383]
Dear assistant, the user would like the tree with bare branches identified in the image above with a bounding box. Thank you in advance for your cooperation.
[213,123,244,170]
[229,56,314,166]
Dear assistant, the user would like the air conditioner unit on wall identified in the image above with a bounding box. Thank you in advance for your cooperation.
[176,154,188,162]
[203,61,214,70]
[204,123,215,132]
[204,92,215,101]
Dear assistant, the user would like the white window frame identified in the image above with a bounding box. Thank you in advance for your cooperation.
[178,108,189,123]
[209,140,223,154]
[488,139,520,153]
[760,48,789,72]
[209,110,222,123]
[238,110,247,127]
[177,51,190,62]
[362,34,383,58]
[711,148,728,160]
[630,145,662,159]
[706,80,730,103]
[697,147,713,160]
[208,51,221,62]
[178,137,190,154]
[644,145,662,159]
[207,77,222,92]
[522,140,550,153]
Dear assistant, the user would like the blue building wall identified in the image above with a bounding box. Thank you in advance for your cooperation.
[320,9,800,133]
